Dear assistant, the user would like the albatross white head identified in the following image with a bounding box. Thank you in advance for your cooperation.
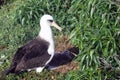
[39,14,62,41]
[39,14,62,55]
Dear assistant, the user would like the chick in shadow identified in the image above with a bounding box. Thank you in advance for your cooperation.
[46,47,79,70]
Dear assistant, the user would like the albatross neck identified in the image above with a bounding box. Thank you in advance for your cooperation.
[39,24,53,42]
[39,23,54,49]
[38,22,55,56]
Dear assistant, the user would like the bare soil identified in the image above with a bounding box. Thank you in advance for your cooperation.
[53,35,79,73]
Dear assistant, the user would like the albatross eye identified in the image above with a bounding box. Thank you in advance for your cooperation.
[48,20,53,23]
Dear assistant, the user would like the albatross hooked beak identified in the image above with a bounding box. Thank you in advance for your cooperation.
[51,21,62,31]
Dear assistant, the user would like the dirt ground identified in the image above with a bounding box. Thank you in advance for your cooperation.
[53,35,79,73]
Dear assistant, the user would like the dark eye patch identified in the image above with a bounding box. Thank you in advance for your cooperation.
[48,20,53,22]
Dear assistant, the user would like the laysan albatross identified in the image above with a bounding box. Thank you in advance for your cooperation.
[5,14,62,75]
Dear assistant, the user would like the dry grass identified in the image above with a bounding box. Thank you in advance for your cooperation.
[55,35,73,52]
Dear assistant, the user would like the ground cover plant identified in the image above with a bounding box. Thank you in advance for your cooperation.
[0,0,120,80]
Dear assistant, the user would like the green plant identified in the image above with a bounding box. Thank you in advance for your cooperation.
[14,0,80,34]
[70,0,120,79]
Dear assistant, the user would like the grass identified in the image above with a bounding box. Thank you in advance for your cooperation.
[70,0,120,79]
[0,0,120,80]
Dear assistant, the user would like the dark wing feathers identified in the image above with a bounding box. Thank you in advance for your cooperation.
[23,39,49,60]
[7,37,51,74]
